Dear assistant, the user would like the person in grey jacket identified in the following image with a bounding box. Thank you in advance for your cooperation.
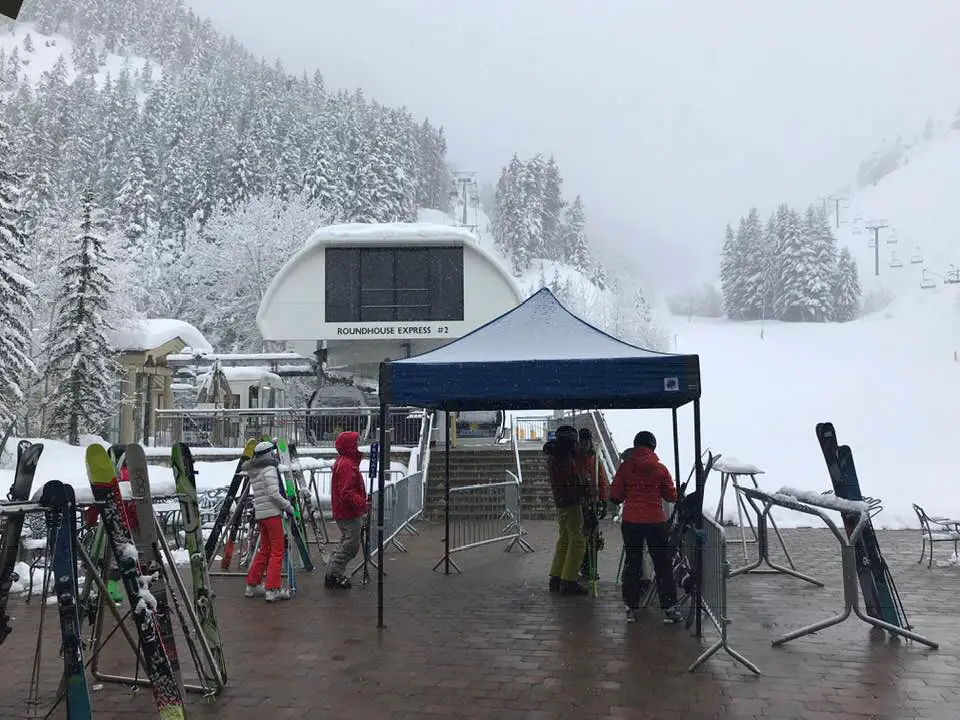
[244,441,295,602]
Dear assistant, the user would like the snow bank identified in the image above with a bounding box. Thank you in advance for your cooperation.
[0,437,409,506]
[111,318,212,353]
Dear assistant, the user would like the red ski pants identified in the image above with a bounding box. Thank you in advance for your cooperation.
[246,515,285,591]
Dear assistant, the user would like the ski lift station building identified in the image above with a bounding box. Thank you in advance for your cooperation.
[256,223,525,379]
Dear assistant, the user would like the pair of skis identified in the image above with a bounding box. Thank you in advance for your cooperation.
[815,422,908,631]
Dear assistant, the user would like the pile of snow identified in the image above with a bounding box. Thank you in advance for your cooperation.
[0,437,409,506]
[111,318,213,353]
[604,288,960,530]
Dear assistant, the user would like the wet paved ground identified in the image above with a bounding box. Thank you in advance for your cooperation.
[1,520,958,719]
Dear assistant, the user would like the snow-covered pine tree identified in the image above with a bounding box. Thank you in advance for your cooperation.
[736,207,768,320]
[0,119,35,428]
[41,189,116,445]
[805,204,839,321]
[832,246,861,322]
[773,206,822,321]
[115,152,155,248]
[719,221,742,319]
[540,156,565,260]
[521,154,546,259]
[563,195,590,271]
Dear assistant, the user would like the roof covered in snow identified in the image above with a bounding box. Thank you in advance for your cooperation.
[112,319,213,354]
[198,367,284,384]
[381,288,701,411]
[307,222,481,246]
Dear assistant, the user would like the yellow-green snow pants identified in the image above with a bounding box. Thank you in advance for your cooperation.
[549,505,587,582]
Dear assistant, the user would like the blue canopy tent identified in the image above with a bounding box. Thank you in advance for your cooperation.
[373,288,705,629]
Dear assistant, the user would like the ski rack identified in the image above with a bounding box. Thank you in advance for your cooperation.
[738,486,938,649]
[85,511,226,697]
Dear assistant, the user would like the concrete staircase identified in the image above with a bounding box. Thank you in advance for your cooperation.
[425,445,555,520]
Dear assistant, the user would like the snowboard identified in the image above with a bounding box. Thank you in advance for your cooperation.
[172,442,226,682]
[85,444,185,720]
[125,443,185,695]
[0,441,43,645]
[40,479,93,719]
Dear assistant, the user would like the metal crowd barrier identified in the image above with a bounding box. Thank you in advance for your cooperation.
[347,472,424,576]
[688,512,761,675]
[513,416,550,444]
[432,470,534,574]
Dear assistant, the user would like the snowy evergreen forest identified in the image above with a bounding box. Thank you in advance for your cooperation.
[0,0,453,434]
[720,204,862,323]
[491,154,603,284]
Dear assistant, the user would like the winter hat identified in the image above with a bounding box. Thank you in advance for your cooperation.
[555,425,578,450]
[633,431,656,451]
[254,441,276,457]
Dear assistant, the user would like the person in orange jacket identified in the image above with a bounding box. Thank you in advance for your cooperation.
[610,430,681,625]
[325,431,369,590]
[576,427,609,580]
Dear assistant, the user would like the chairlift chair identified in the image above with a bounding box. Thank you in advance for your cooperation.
[886,230,898,245]
[910,246,923,264]
[889,252,903,269]
[920,269,936,290]
[944,265,960,285]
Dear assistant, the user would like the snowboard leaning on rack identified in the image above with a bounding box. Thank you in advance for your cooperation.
[85,444,186,720]
[41,479,93,718]
[816,422,905,629]
[0,440,43,645]
[172,442,227,681]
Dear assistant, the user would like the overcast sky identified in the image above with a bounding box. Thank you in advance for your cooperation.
[188,0,960,289]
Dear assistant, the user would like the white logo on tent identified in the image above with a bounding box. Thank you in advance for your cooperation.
[664,377,679,392]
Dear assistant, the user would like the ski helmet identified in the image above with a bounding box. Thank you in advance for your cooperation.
[254,440,276,457]
[633,431,656,451]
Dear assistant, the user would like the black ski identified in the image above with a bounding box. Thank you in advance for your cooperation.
[815,422,883,621]
[0,441,43,645]
[41,479,93,718]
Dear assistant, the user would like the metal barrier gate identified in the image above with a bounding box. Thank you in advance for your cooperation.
[433,471,534,574]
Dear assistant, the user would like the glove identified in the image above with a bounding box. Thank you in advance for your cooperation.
[596,502,607,520]
[583,508,599,531]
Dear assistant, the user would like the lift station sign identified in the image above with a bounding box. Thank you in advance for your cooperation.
[333,323,456,338]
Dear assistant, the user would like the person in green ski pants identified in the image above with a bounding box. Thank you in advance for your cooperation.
[546,425,590,595]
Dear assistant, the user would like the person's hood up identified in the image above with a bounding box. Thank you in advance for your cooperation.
[335,431,361,462]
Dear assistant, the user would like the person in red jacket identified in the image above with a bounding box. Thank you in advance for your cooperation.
[325,431,369,590]
[610,430,681,624]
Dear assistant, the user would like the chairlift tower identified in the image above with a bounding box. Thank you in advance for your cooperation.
[865,221,889,276]
[451,170,479,228]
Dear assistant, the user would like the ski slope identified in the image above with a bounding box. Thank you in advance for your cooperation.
[605,288,960,530]
[835,127,960,301]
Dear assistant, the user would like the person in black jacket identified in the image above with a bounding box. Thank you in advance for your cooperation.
[545,425,590,595]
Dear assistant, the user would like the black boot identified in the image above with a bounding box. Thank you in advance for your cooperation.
[560,580,588,596]
[549,575,561,592]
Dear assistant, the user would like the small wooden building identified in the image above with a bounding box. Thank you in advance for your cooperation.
[111,319,212,445]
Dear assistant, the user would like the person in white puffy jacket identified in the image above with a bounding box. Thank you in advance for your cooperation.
[243,441,295,602]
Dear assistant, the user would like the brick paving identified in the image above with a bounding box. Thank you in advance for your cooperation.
[1,521,958,719]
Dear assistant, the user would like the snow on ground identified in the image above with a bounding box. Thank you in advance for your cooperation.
[0,437,409,505]
[604,288,960,530]
[0,21,153,93]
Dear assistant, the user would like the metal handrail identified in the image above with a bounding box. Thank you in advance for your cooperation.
[511,421,523,487]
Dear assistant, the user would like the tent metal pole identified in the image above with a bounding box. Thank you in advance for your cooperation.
[444,411,451,575]
[377,402,388,629]
[671,408,681,487]
[692,399,704,638]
